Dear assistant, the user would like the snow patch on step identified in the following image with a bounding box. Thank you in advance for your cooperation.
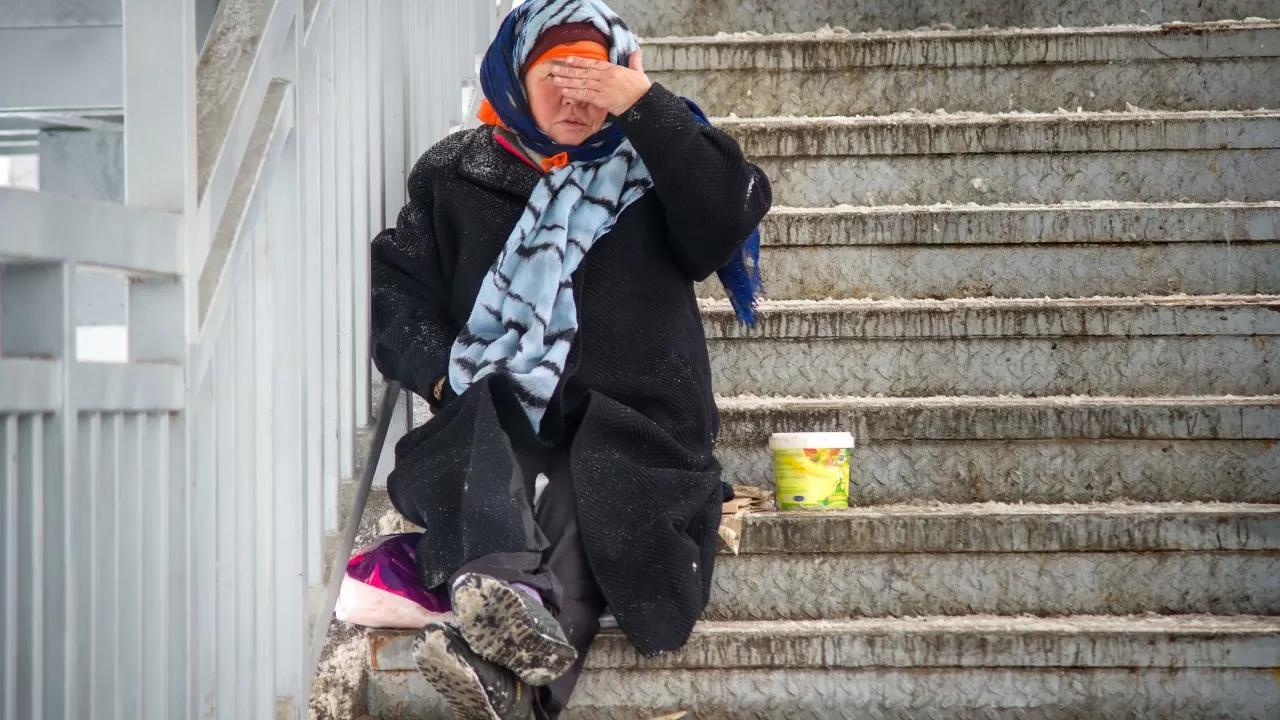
[699,293,1280,313]
[714,393,1280,410]
[715,108,1280,127]
[768,199,1280,214]
[683,614,1280,635]
[750,501,1280,517]
[643,19,1280,43]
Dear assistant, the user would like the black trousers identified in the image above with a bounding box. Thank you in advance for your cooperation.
[451,446,607,720]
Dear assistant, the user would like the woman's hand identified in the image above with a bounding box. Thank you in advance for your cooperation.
[548,51,651,116]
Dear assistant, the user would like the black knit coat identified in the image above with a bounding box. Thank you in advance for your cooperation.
[370,83,772,655]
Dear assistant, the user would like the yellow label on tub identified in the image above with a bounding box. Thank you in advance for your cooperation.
[773,447,850,510]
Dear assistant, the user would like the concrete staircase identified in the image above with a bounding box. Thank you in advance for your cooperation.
[360,0,1280,717]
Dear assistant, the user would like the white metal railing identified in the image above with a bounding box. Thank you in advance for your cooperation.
[0,189,185,720]
[0,0,503,717]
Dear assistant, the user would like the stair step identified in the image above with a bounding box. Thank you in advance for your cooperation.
[698,202,1280,300]
[703,296,1280,397]
[387,394,1280,504]
[647,22,1280,116]
[349,502,1278,621]
[592,615,1280,670]
[369,615,1280,673]
[352,490,1280,553]
[608,0,1280,35]
[715,394,1279,503]
[706,505,1280,619]
[565,669,1280,719]
[718,111,1280,206]
[365,617,1280,718]
[370,671,1280,720]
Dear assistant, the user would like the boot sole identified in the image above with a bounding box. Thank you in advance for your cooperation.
[453,576,578,687]
[412,625,504,720]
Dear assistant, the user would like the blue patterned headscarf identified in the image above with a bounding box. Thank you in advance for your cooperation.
[478,0,763,324]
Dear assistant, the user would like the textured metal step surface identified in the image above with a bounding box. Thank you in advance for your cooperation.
[369,615,1280,671]
[366,616,1280,718]
[702,506,1280,620]
[351,504,1280,620]
[647,22,1280,116]
[756,202,1280,248]
[609,0,1280,35]
[720,111,1280,206]
[351,495,1280,554]
[708,554,1280,619]
[698,202,1280,300]
[703,297,1280,397]
[371,667,1280,719]
[715,394,1280,503]
[384,395,1280,505]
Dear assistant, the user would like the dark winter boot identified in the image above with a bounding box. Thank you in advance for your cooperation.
[451,572,578,686]
[412,622,533,720]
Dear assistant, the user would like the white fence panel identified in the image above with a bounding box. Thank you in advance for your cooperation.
[0,231,186,720]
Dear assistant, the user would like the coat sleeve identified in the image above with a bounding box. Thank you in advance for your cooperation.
[614,83,773,281]
[370,154,460,407]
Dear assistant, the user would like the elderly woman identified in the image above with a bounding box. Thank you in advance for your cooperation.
[370,0,770,717]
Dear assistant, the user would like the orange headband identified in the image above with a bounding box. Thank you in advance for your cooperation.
[477,41,611,130]
[527,40,610,72]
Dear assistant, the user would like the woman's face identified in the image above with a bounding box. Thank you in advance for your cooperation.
[524,63,607,145]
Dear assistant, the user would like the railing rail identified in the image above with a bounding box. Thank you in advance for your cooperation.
[0,0,505,717]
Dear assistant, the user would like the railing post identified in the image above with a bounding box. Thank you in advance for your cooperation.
[122,0,198,215]
[381,0,407,214]
[0,260,73,720]
[121,1,197,717]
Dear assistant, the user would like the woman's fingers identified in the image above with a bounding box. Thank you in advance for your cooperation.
[562,56,612,71]
[548,64,592,80]
[552,74,602,90]
[547,55,651,114]
[548,60,604,79]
